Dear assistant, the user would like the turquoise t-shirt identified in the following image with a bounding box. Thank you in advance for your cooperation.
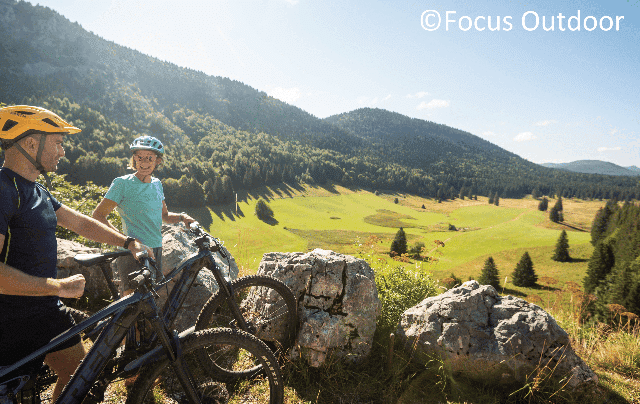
[104,174,164,248]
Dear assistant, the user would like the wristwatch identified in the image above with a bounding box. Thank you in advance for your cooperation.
[124,236,136,249]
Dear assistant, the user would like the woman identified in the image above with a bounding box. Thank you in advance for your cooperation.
[93,135,195,295]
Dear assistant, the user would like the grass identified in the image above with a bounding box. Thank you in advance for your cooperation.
[173,184,640,403]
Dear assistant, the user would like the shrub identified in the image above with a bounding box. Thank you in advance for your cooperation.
[255,198,274,221]
[375,264,440,332]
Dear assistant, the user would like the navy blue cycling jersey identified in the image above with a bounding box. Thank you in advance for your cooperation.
[0,167,62,311]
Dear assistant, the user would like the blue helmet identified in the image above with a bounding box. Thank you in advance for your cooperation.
[130,135,164,155]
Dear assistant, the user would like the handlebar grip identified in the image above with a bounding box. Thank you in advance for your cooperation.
[130,269,151,290]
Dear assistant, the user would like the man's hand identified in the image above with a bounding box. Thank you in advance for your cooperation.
[56,274,86,298]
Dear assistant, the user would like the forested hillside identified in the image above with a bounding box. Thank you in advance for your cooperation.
[586,201,640,319]
[1,0,639,207]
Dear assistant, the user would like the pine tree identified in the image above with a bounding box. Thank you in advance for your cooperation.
[494,193,500,206]
[488,194,494,204]
[478,257,500,289]
[590,203,614,245]
[538,197,548,211]
[584,241,615,294]
[390,227,407,256]
[552,230,570,262]
[511,252,537,287]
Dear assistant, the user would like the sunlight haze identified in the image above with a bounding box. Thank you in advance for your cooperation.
[33,0,640,167]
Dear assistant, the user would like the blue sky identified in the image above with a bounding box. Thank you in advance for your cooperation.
[33,0,640,167]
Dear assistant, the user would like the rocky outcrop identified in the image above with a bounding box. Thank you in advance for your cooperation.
[396,280,597,392]
[256,249,381,367]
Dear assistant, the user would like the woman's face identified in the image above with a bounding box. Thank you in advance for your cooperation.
[134,150,159,176]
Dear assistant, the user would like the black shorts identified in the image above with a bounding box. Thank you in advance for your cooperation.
[0,303,82,372]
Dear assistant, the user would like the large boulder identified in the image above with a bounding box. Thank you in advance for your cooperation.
[57,238,112,301]
[158,224,239,332]
[396,280,597,392]
[56,225,239,332]
[256,249,381,367]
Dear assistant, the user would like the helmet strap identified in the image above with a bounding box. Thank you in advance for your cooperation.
[12,138,54,189]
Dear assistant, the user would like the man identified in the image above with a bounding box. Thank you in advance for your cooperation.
[0,105,153,401]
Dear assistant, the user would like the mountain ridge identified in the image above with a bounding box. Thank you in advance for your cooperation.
[1,0,638,203]
[541,160,640,177]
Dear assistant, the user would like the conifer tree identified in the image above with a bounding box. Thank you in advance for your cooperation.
[538,197,548,211]
[478,257,500,289]
[552,230,570,262]
[584,241,615,294]
[494,194,500,206]
[511,252,537,287]
[390,227,407,256]
[488,194,494,204]
[590,203,614,245]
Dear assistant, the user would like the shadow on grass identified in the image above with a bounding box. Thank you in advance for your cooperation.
[499,287,527,297]
[259,216,279,226]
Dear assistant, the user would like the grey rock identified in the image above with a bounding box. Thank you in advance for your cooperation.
[396,280,598,392]
[256,249,381,367]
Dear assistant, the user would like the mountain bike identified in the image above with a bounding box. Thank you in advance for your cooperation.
[85,222,297,380]
[0,254,284,404]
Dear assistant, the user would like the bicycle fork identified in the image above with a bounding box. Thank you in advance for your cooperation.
[144,296,202,404]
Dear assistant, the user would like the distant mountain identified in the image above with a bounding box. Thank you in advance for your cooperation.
[541,160,640,177]
[1,0,638,203]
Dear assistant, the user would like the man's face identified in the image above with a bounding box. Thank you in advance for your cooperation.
[38,134,65,172]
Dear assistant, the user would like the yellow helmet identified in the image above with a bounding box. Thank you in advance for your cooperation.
[0,105,80,189]
[0,105,81,145]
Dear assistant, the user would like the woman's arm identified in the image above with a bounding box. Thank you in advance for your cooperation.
[161,200,195,226]
[92,198,120,233]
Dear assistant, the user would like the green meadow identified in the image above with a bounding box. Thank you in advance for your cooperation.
[184,184,602,305]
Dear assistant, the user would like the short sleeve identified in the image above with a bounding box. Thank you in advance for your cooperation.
[104,177,126,204]
[157,180,165,201]
[36,183,62,211]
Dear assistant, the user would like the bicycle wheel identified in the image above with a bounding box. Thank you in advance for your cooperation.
[195,276,298,360]
[126,328,283,404]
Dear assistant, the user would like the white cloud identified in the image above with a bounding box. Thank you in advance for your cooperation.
[597,146,622,152]
[482,131,498,137]
[382,94,392,101]
[267,87,301,104]
[514,132,537,142]
[534,119,557,126]
[406,91,429,99]
[416,99,450,110]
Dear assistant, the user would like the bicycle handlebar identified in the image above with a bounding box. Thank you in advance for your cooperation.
[187,222,227,259]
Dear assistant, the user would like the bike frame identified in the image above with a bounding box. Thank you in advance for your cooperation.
[0,271,201,404]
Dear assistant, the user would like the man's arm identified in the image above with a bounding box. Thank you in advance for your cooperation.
[0,234,85,297]
[56,204,153,259]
